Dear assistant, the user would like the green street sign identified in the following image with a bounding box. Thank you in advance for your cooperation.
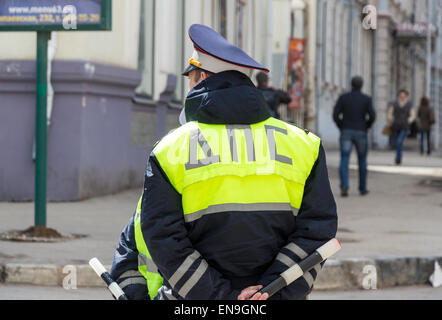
[0,0,111,31]
[0,0,112,227]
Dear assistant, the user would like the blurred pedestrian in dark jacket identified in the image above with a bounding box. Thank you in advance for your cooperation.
[417,96,435,155]
[256,72,291,119]
[387,90,415,165]
[333,76,376,197]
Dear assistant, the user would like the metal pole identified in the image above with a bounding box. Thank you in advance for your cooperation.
[314,0,323,135]
[411,0,417,105]
[35,31,49,227]
[371,21,377,149]
[347,0,354,90]
[435,2,441,150]
[425,0,432,98]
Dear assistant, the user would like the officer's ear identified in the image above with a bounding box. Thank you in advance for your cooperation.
[200,71,212,81]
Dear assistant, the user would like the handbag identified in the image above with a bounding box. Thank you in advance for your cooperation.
[382,124,392,136]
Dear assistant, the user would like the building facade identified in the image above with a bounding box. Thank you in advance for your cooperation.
[0,0,143,201]
[0,0,294,201]
[311,0,374,148]
[308,0,442,150]
[1,0,440,201]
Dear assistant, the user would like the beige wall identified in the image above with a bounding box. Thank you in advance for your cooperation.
[272,0,291,56]
[154,0,179,99]
[0,0,302,101]
[56,0,140,69]
[0,31,36,60]
[0,0,140,70]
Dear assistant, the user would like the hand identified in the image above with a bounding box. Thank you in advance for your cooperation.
[237,285,269,300]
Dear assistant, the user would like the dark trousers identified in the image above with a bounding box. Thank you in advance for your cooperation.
[419,130,431,154]
[339,129,368,193]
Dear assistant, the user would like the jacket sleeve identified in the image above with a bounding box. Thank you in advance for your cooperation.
[276,89,292,104]
[408,108,416,124]
[333,96,344,129]
[257,143,338,299]
[110,214,149,300]
[366,97,376,129]
[387,104,394,124]
[140,152,241,300]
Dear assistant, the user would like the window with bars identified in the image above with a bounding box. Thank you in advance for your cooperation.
[235,0,246,48]
[135,0,156,100]
[219,0,227,38]
[173,0,186,104]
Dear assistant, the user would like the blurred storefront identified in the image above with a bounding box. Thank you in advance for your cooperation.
[0,0,144,201]
[0,0,294,201]
[311,0,442,150]
[1,0,440,201]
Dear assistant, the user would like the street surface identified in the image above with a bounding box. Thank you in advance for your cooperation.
[0,149,441,299]
[325,149,442,259]
[0,284,111,300]
[1,284,441,300]
[1,150,441,266]
[310,285,442,300]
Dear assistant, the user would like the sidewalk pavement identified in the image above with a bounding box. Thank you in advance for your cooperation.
[0,149,441,292]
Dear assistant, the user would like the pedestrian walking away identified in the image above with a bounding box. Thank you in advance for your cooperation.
[109,24,337,301]
[416,96,435,155]
[333,76,376,197]
[387,89,415,165]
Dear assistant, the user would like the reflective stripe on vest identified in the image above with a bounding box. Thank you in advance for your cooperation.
[153,117,321,220]
[134,196,163,300]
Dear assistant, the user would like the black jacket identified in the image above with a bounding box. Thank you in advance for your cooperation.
[333,90,376,132]
[111,71,338,300]
[417,105,435,131]
[258,86,292,119]
[391,101,413,132]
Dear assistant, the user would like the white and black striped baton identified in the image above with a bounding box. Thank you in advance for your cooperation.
[259,238,342,298]
[89,257,128,300]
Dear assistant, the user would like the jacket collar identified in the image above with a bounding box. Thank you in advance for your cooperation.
[184,71,271,125]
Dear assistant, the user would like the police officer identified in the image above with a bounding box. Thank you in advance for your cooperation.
[110,24,338,300]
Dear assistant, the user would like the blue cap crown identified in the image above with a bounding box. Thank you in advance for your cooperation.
[183,24,269,76]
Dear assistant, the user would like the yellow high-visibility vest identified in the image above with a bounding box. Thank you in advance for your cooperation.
[134,196,163,300]
[134,117,321,299]
[154,117,320,221]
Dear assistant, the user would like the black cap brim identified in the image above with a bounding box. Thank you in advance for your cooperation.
[182,64,199,76]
